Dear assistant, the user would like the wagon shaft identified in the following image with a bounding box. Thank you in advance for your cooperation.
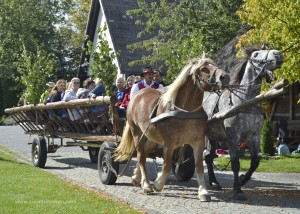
[208,79,289,124]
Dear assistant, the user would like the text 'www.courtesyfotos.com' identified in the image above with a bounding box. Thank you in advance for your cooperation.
[15,200,76,204]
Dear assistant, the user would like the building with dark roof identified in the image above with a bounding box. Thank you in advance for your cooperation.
[78,0,151,82]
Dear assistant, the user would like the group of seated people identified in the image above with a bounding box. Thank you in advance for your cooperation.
[114,67,166,118]
[42,67,166,123]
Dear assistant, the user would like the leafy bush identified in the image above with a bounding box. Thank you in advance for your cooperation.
[87,23,118,96]
[260,116,275,156]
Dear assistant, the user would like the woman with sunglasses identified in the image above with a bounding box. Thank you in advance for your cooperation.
[62,77,80,101]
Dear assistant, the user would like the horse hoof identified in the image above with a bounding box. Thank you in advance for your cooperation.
[153,184,163,192]
[234,192,247,201]
[199,194,211,202]
[143,186,154,194]
[131,179,141,187]
[210,182,222,191]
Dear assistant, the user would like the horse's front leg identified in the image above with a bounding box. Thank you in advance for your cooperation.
[154,145,173,192]
[136,149,153,193]
[229,146,247,201]
[131,163,141,187]
[205,139,222,190]
[239,138,260,186]
[193,142,211,202]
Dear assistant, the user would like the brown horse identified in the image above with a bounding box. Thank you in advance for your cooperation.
[114,55,229,201]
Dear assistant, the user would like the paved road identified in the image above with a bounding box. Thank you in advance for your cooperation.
[0,126,299,213]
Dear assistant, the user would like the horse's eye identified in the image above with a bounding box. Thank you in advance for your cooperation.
[200,67,209,73]
[253,53,258,58]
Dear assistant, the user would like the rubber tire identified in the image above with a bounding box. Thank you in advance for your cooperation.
[88,147,100,163]
[31,136,47,168]
[172,144,195,181]
[98,142,119,185]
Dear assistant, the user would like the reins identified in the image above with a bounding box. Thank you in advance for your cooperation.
[172,67,221,113]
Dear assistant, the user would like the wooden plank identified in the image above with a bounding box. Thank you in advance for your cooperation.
[4,96,112,113]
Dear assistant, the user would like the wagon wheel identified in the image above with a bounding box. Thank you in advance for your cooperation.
[98,142,119,185]
[88,146,100,163]
[172,144,195,181]
[31,136,47,168]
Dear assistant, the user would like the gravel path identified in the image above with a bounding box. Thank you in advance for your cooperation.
[0,126,299,213]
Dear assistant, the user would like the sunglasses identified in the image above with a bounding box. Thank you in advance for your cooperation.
[73,82,80,84]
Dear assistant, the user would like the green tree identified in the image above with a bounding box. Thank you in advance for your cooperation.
[18,47,55,104]
[260,101,275,156]
[87,23,118,96]
[260,117,275,156]
[128,0,243,82]
[69,0,91,49]
[0,0,76,111]
[237,0,300,83]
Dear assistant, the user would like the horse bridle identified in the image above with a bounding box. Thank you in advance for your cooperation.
[170,66,219,113]
[195,66,219,91]
[246,50,274,84]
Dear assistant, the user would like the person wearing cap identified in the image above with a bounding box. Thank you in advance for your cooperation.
[153,69,167,86]
[130,67,164,98]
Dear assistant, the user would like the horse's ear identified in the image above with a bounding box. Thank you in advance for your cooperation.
[202,52,207,59]
[261,42,267,50]
[240,43,246,56]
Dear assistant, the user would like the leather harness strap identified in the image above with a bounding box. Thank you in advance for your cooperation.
[150,110,208,124]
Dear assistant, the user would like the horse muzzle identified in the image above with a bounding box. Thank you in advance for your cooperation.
[216,73,230,90]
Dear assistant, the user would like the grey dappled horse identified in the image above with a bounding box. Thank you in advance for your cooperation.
[203,47,284,200]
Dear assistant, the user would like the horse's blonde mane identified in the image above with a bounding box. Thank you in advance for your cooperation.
[161,55,216,106]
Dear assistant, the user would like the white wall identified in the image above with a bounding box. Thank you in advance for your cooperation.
[87,2,122,78]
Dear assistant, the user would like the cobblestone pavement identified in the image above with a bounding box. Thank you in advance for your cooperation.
[1,126,299,213]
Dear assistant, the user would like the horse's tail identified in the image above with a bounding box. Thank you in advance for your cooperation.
[114,121,135,162]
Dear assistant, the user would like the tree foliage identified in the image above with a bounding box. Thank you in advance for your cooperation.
[87,23,118,96]
[0,0,78,108]
[128,0,243,82]
[260,101,275,156]
[68,0,91,48]
[18,47,55,104]
[237,0,300,83]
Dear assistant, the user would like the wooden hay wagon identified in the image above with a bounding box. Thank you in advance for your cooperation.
[4,80,288,185]
[4,96,195,185]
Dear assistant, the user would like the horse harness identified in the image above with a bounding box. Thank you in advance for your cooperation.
[195,66,219,92]
[149,97,208,125]
[149,66,223,124]
[211,51,273,116]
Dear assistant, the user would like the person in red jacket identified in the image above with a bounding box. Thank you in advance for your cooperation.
[118,75,135,118]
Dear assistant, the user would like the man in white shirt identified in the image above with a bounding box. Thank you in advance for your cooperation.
[130,67,164,98]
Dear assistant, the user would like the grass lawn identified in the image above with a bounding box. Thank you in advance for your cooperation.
[215,154,300,173]
[0,150,142,214]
